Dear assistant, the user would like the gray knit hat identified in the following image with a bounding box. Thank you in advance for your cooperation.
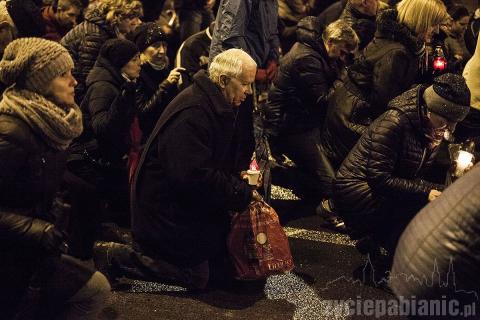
[0,38,74,95]
[424,73,471,122]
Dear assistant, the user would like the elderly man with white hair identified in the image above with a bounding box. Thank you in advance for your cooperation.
[94,48,260,290]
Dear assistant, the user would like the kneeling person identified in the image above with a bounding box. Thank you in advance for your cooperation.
[96,48,259,290]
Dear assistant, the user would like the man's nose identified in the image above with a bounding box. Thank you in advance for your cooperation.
[245,84,253,95]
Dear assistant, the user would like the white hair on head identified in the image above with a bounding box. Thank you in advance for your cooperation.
[209,48,257,86]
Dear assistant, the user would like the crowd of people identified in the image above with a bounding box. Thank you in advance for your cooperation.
[0,0,479,318]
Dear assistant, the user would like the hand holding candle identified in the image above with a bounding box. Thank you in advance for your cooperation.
[455,150,474,177]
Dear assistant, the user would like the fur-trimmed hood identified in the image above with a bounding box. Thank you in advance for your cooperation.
[375,9,425,56]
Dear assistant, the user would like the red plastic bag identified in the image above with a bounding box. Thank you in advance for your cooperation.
[227,199,294,280]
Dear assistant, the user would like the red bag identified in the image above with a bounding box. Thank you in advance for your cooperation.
[227,199,294,280]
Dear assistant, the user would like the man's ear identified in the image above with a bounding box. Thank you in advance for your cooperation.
[219,74,229,88]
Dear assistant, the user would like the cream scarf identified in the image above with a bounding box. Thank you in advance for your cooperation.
[0,87,83,150]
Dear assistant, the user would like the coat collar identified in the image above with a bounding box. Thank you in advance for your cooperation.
[192,70,234,117]
[375,9,425,56]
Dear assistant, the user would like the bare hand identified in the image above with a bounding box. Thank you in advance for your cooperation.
[428,189,442,201]
[167,67,185,84]
[252,190,262,202]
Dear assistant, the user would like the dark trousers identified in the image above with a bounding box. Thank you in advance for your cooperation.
[97,242,232,290]
[270,129,328,201]
[64,160,130,259]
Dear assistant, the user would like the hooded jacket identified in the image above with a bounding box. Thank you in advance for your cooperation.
[264,17,339,136]
[348,8,424,118]
[61,8,117,103]
[72,56,135,165]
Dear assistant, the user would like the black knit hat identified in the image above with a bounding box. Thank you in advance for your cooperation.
[100,39,139,69]
[424,73,471,122]
[129,22,167,52]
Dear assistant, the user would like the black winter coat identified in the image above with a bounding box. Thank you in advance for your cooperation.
[0,114,91,316]
[132,70,252,267]
[348,9,424,118]
[61,8,116,103]
[72,56,136,165]
[264,19,339,136]
[333,86,444,229]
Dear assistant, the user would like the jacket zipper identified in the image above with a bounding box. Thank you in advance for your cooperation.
[414,148,428,178]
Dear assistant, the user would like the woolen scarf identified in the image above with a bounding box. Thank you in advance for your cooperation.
[0,87,83,150]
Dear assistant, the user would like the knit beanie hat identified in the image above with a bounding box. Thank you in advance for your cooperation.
[100,39,139,69]
[424,73,471,122]
[128,22,167,52]
[0,38,74,95]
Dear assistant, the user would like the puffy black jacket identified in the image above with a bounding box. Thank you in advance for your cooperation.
[320,79,371,176]
[333,86,444,226]
[391,165,480,306]
[319,9,424,174]
[132,70,252,267]
[348,9,424,118]
[60,8,116,103]
[264,17,339,136]
[72,56,136,165]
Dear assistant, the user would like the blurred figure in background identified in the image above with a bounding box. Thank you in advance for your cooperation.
[175,0,215,42]
[175,22,214,91]
[127,22,183,181]
[61,0,143,102]
[42,0,84,42]
[278,0,312,53]
[443,5,471,72]
[66,39,141,260]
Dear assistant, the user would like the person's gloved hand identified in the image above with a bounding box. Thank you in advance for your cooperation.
[41,224,68,255]
[266,59,278,82]
[30,220,68,256]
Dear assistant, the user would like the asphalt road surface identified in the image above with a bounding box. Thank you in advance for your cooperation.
[99,186,406,320]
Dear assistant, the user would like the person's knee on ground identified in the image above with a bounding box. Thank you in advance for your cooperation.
[59,271,111,320]
[93,241,211,290]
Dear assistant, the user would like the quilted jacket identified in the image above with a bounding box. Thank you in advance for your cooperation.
[333,86,444,227]
[61,8,116,103]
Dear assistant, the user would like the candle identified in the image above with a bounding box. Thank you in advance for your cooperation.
[455,150,474,177]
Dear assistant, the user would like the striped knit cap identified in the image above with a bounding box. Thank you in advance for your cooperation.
[0,38,74,95]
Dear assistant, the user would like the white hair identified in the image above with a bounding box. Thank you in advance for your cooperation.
[209,48,257,86]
